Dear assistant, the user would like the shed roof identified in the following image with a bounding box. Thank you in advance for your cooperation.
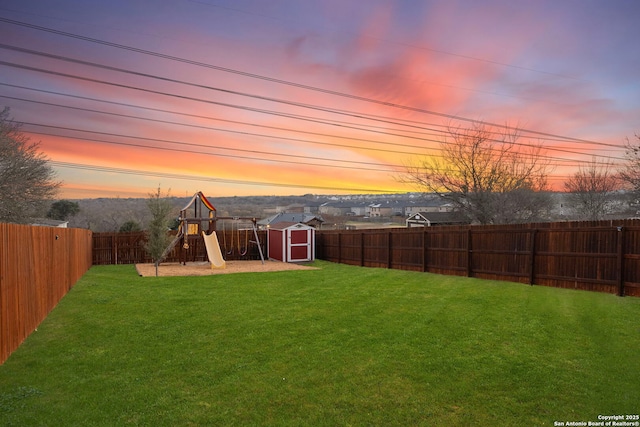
[258,212,323,226]
[268,221,315,230]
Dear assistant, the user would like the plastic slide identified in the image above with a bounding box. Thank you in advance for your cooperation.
[202,231,226,269]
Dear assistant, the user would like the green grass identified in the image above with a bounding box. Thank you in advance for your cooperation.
[1,261,638,426]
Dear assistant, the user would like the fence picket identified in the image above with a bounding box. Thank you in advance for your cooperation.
[317,220,640,297]
[0,224,92,364]
[92,230,267,265]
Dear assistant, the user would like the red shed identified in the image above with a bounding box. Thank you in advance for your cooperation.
[267,222,315,262]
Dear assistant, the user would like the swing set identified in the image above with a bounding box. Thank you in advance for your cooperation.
[157,191,264,267]
[220,219,251,256]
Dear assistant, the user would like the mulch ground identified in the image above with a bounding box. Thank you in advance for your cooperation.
[135,260,318,277]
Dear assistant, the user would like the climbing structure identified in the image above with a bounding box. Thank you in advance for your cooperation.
[157,191,215,265]
[157,191,264,266]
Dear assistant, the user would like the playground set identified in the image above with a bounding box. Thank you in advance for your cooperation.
[157,192,264,269]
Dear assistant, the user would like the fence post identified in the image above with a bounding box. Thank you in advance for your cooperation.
[422,229,428,272]
[337,232,342,264]
[388,231,393,269]
[360,232,365,267]
[111,234,117,265]
[616,226,625,297]
[316,233,323,260]
[529,229,537,285]
[466,229,472,277]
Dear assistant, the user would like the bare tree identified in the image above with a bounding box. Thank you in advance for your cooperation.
[564,159,621,221]
[620,134,640,212]
[401,123,553,224]
[0,107,60,223]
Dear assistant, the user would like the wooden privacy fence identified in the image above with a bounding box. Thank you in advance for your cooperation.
[0,223,93,364]
[316,219,640,297]
[93,230,268,265]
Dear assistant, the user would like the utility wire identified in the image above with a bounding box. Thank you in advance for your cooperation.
[50,161,402,193]
[0,59,625,163]
[0,92,427,157]
[186,0,580,81]
[22,125,400,172]
[1,42,625,155]
[2,16,626,193]
[24,126,609,178]
[0,19,614,146]
[6,92,622,169]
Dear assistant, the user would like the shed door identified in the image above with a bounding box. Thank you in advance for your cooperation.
[268,229,285,262]
[288,229,311,262]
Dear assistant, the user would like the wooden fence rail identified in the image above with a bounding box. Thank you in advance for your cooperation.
[0,223,93,364]
[316,219,640,297]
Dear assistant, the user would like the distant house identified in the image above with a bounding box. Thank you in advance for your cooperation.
[404,198,455,216]
[406,212,468,227]
[369,204,394,217]
[318,202,354,216]
[348,202,370,216]
[258,212,324,229]
[303,201,324,214]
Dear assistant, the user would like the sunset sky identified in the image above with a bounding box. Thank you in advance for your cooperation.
[2,0,639,199]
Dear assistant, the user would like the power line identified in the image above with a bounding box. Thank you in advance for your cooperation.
[21,123,402,172]
[18,114,613,188]
[0,19,613,146]
[50,161,403,193]
[1,41,626,155]
[4,16,629,194]
[0,59,626,164]
[28,125,617,180]
[6,92,623,169]
[186,0,580,81]
[0,91,428,157]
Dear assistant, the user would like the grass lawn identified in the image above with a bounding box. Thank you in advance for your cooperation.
[1,261,638,426]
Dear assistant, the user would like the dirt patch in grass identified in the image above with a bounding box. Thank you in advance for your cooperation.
[135,260,318,277]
